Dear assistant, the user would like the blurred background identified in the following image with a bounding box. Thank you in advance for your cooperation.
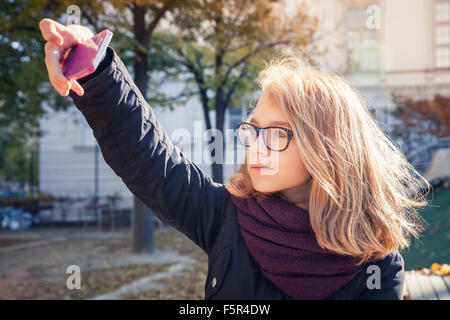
[0,0,448,300]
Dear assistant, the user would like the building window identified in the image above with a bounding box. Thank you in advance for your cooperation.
[435,0,450,68]
[436,1,450,22]
[436,47,450,68]
[436,25,450,45]
[346,6,379,73]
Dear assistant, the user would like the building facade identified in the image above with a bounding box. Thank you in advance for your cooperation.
[310,0,450,109]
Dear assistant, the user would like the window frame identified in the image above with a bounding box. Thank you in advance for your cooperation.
[344,3,381,74]
[434,0,450,69]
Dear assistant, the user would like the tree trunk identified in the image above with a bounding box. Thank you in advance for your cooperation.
[211,47,226,184]
[133,195,154,253]
[212,85,226,183]
[131,4,154,254]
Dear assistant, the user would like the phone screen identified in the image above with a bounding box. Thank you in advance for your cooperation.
[61,29,113,80]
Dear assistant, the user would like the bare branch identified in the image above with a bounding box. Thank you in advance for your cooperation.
[125,3,134,11]
[224,65,248,109]
[144,0,178,44]
[148,90,199,104]
[81,10,101,31]
[176,47,212,130]
[220,39,290,87]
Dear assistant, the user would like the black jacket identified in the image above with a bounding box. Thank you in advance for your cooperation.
[69,47,405,300]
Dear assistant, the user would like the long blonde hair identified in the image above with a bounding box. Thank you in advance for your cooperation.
[226,53,431,265]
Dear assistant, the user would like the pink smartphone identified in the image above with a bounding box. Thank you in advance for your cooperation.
[61,29,113,80]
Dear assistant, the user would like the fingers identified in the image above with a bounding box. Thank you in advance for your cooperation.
[59,79,84,97]
[40,18,85,96]
[44,41,69,94]
[70,79,84,96]
[39,18,65,47]
[45,41,85,96]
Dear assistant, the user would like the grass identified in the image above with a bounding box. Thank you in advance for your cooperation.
[401,185,450,271]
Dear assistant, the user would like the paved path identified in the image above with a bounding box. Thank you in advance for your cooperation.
[403,271,450,300]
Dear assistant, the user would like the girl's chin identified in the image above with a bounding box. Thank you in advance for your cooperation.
[251,179,279,193]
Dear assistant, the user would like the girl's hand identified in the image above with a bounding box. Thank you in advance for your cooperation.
[39,18,94,96]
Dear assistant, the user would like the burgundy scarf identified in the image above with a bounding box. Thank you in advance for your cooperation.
[231,193,373,300]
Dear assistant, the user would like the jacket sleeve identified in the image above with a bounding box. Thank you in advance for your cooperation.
[68,46,229,255]
[357,252,405,300]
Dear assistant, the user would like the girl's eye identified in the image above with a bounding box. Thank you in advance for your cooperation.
[275,130,286,137]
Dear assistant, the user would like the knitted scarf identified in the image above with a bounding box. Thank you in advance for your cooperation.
[231,193,372,299]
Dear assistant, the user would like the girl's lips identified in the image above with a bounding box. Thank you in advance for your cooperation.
[250,166,275,175]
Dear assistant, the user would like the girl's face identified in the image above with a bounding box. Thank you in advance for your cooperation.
[246,91,312,198]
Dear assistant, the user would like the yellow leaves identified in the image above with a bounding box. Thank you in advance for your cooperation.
[429,263,449,275]
[415,263,449,275]
[439,264,449,275]
[430,262,441,271]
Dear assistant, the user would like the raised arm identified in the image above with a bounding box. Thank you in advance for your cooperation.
[74,47,230,254]
[40,19,230,254]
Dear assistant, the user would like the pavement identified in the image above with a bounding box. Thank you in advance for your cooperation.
[0,225,207,299]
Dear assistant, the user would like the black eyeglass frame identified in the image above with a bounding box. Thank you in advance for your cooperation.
[235,122,294,152]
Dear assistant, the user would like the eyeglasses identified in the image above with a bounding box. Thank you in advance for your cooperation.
[235,122,294,152]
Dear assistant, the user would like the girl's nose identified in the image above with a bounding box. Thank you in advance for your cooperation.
[248,132,269,163]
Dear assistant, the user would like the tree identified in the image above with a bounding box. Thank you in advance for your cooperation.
[0,0,190,254]
[152,0,319,182]
[391,93,450,173]
[391,93,450,138]
[0,0,77,140]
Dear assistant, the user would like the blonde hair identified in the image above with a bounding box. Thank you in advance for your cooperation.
[226,52,431,266]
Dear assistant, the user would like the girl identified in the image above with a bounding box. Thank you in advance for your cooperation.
[40,19,431,300]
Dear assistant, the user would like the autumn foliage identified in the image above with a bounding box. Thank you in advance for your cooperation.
[392,93,450,138]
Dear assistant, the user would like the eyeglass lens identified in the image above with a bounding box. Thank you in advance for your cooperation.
[237,123,289,151]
